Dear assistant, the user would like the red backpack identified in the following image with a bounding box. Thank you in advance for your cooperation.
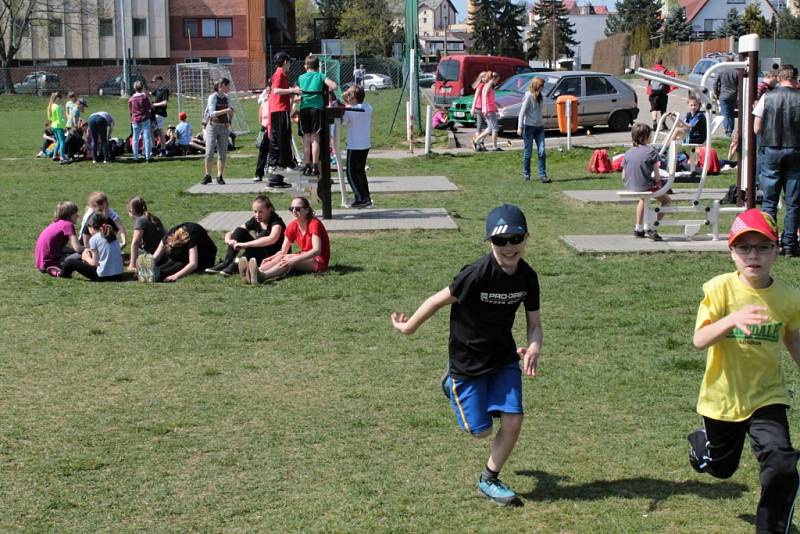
[589,149,612,174]
[696,147,720,175]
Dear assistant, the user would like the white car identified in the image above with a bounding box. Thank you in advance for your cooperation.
[363,73,392,91]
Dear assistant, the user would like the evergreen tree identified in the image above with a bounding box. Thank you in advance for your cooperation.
[469,0,527,57]
[604,0,661,36]
[741,3,772,38]
[714,8,746,38]
[777,9,800,39]
[526,0,579,64]
[663,7,692,43]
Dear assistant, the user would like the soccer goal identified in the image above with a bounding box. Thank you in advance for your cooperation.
[175,62,251,135]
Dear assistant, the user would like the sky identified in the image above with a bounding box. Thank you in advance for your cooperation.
[449,0,618,22]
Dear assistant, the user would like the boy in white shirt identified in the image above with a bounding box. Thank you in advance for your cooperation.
[341,85,373,208]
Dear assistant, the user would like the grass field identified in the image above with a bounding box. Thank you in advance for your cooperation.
[1,94,799,532]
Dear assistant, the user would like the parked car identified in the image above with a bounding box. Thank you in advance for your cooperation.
[363,73,392,91]
[447,71,550,126]
[14,71,65,95]
[97,74,147,96]
[434,54,532,105]
[449,71,638,133]
[418,72,435,88]
[687,53,729,88]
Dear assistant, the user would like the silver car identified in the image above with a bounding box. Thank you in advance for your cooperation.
[495,71,639,132]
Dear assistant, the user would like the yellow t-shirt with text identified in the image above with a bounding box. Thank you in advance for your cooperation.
[695,272,800,422]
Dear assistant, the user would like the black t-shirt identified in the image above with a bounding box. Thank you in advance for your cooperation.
[152,85,170,117]
[134,215,165,254]
[447,254,540,379]
[164,222,217,269]
[243,212,286,257]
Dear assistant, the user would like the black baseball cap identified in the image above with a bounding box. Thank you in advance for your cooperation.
[274,51,292,65]
[485,204,528,239]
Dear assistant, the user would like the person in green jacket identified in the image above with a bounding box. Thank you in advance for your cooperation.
[47,92,68,163]
[297,54,337,176]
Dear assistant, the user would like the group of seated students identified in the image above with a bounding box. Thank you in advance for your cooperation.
[35,193,330,284]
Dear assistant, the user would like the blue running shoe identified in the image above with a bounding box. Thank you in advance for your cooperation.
[477,477,517,505]
[688,428,710,473]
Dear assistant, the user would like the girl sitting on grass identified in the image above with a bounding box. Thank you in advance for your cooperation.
[79,192,127,251]
[34,201,84,277]
[126,197,165,273]
[151,223,217,282]
[240,196,330,285]
[61,213,124,281]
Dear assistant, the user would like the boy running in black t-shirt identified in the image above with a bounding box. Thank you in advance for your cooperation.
[391,204,543,505]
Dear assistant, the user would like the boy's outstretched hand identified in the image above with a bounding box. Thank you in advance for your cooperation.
[391,312,413,335]
[518,347,540,377]
[729,304,770,336]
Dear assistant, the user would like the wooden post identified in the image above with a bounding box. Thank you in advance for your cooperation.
[745,49,758,209]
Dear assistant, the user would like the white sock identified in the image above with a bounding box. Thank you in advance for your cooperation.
[635,224,644,232]
[643,225,650,231]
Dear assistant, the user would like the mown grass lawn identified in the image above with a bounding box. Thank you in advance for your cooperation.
[1,95,799,532]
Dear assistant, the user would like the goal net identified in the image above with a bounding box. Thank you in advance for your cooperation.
[175,62,251,135]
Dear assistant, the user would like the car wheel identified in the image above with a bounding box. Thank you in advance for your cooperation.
[608,111,631,132]
[368,85,377,91]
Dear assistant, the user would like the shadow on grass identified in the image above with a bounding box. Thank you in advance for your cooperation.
[516,470,747,512]
[327,264,364,276]
[553,176,612,184]
[738,513,800,533]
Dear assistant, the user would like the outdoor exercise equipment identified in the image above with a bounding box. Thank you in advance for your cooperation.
[618,34,761,240]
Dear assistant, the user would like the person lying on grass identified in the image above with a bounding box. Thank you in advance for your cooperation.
[239,196,329,285]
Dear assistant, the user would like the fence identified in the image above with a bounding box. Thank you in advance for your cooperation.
[1,56,405,97]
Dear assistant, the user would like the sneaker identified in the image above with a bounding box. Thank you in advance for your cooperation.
[522,175,531,182]
[472,138,479,151]
[688,428,710,473]
[539,176,552,184]
[351,199,373,209]
[205,260,232,274]
[266,182,292,190]
[248,257,261,285]
[477,144,488,152]
[440,372,451,400]
[493,147,503,152]
[201,174,212,185]
[253,176,263,182]
[46,266,62,277]
[216,175,226,185]
[136,252,158,283]
[781,244,800,257]
[633,229,646,238]
[477,477,517,506]
[238,256,250,284]
[646,229,663,241]
[221,262,238,277]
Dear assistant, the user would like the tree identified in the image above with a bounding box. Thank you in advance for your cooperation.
[604,0,661,37]
[0,0,96,93]
[663,6,691,43]
[777,9,800,39]
[526,0,579,65]
[714,8,746,38]
[741,3,771,37]
[469,0,527,58]
[315,0,350,39]
[296,0,319,42]
[337,0,399,56]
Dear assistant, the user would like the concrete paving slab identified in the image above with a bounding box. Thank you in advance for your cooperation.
[560,234,729,253]
[199,208,458,232]
[563,188,728,204]
[186,175,458,195]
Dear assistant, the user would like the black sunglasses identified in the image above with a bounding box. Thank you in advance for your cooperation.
[289,206,306,212]
[490,234,525,246]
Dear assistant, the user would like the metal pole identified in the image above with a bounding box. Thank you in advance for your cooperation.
[552,2,556,68]
[119,0,130,95]
[424,104,433,154]
[738,34,760,209]
[320,84,332,219]
[735,59,744,206]
[566,99,572,150]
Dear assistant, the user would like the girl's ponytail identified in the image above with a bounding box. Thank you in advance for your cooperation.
[89,213,117,242]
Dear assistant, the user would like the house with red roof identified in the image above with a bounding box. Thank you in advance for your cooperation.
[677,0,783,37]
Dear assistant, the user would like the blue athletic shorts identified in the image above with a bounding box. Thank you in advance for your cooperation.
[447,362,523,435]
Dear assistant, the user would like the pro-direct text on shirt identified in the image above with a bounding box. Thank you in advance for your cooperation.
[480,291,527,305]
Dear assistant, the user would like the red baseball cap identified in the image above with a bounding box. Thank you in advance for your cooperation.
[178,111,187,121]
[728,208,779,246]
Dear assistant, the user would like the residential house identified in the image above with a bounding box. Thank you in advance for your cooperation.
[679,0,784,38]
[418,0,465,61]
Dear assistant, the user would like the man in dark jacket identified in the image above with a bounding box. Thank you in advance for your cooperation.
[714,55,740,137]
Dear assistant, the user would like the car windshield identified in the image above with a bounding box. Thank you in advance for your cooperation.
[436,60,459,82]
[498,74,556,94]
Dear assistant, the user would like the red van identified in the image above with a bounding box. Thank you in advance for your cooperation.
[434,55,532,104]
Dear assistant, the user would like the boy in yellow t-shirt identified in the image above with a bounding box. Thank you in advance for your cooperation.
[689,209,800,533]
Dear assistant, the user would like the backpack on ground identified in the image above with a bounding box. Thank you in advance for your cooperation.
[697,147,721,175]
[588,149,612,174]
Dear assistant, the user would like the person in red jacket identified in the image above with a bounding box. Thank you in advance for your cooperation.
[647,58,676,130]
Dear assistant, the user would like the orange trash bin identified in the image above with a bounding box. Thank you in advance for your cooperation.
[556,95,579,133]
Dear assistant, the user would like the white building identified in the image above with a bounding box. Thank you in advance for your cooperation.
[418,0,464,61]
[526,1,612,69]
[680,0,784,37]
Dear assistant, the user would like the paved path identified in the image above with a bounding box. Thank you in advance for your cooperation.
[561,234,729,253]
[186,175,458,195]
[563,188,729,203]
[199,208,458,233]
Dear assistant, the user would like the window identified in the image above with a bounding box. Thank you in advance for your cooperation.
[217,57,233,65]
[184,19,198,38]
[202,18,216,37]
[184,57,201,63]
[99,18,113,37]
[585,76,616,96]
[217,18,232,37]
[49,18,63,37]
[703,18,723,32]
[133,18,146,36]
[554,77,581,97]
[436,59,458,82]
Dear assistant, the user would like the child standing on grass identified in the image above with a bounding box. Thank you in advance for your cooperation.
[47,92,67,163]
[516,77,550,183]
[390,204,543,506]
[688,209,800,534]
[61,213,124,281]
[342,85,373,208]
[34,201,84,277]
[622,123,670,241]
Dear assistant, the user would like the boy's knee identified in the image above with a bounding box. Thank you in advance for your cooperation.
[472,428,493,439]
[762,447,800,480]
[502,413,524,433]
